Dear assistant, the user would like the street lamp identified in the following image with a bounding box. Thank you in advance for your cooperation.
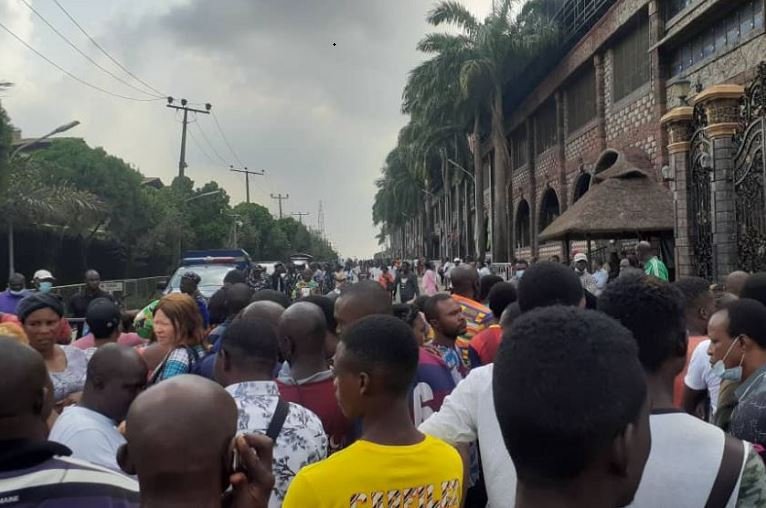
[10,120,80,160]
[7,120,80,278]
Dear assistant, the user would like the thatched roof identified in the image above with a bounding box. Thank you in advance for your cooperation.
[538,149,674,242]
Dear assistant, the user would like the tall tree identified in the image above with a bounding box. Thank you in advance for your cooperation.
[424,0,557,261]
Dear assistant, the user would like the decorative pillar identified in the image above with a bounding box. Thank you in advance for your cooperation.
[693,84,745,281]
[555,91,568,212]
[594,53,607,152]
[526,118,538,257]
[648,0,668,169]
[661,106,694,277]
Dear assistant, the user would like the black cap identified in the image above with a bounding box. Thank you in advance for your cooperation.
[86,298,121,339]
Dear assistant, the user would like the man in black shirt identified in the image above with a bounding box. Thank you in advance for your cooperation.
[69,270,113,338]
[395,262,420,304]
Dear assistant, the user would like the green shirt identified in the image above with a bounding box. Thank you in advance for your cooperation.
[644,256,669,281]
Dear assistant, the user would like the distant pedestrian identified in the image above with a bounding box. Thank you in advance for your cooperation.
[69,270,114,338]
[573,253,598,295]
[422,261,439,296]
[0,272,29,315]
[638,241,669,281]
[180,271,209,328]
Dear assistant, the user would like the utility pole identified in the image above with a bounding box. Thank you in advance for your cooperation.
[270,193,289,219]
[292,212,310,224]
[317,200,326,239]
[166,98,211,178]
[230,166,264,204]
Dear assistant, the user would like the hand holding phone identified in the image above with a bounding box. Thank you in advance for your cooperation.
[229,434,275,508]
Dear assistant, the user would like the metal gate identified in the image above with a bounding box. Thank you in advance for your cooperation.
[734,62,766,273]
[688,103,715,280]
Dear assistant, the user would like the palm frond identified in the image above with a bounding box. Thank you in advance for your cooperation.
[427,0,480,36]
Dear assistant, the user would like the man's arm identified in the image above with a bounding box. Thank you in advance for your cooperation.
[418,366,486,444]
[736,444,766,507]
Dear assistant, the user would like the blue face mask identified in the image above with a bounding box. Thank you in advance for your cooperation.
[38,281,53,293]
[9,290,24,296]
[711,338,744,382]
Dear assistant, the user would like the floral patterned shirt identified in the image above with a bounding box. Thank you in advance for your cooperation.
[50,346,88,402]
[226,381,327,507]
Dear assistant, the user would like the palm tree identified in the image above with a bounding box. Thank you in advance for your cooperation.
[424,0,557,261]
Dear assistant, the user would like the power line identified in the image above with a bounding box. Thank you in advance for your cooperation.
[193,120,229,165]
[211,110,244,167]
[51,0,167,98]
[187,128,218,166]
[19,0,163,99]
[230,167,264,204]
[0,20,164,102]
[270,193,289,219]
[166,98,211,177]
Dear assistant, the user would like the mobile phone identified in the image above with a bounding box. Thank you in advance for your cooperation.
[231,434,244,472]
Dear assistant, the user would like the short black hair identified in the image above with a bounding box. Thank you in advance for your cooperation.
[728,298,766,348]
[423,293,453,323]
[487,282,517,319]
[251,289,290,309]
[392,303,419,327]
[299,295,337,333]
[517,262,583,313]
[207,288,228,327]
[598,274,686,373]
[499,302,521,328]
[479,275,504,302]
[223,269,247,285]
[220,317,279,369]
[493,306,646,486]
[672,276,712,310]
[341,315,418,396]
[741,273,766,307]
[413,295,431,314]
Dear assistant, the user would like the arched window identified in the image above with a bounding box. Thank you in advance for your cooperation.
[573,173,592,203]
[515,200,531,248]
[539,188,561,232]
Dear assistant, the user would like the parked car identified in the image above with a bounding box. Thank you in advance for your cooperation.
[165,249,251,298]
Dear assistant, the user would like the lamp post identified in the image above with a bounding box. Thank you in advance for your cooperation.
[7,120,80,278]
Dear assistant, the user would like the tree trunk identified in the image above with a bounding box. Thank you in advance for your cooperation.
[491,87,511,261]
[471,114,486,263]
[441,148,449,260]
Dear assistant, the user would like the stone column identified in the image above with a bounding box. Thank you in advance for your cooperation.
[526,118,538,257]
[693,84,745,281]
[661,106,694,277]
[555,91,568,212]
[649,0,668,169]
[594,53,607,152]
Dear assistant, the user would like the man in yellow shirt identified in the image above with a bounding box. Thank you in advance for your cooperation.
[283,315,463,507]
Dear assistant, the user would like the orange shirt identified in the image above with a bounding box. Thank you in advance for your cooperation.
[673,335,707,408]
[469,325,503,367]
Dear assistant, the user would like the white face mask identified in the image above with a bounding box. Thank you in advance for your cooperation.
[711,338,744,381]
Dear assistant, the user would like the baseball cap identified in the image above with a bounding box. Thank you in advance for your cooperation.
[574,253,588,263]
[33,269,55,281]
[86,298,121,338]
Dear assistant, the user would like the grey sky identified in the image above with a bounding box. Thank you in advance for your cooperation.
[0,0,491,258]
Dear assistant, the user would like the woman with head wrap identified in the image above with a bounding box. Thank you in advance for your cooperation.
[17,293,88,409]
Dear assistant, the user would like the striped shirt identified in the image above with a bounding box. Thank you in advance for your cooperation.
[451,295,493,341]
[0,440,139,507]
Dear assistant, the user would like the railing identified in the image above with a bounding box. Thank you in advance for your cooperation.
[52,275,167,312]
[553,0,619,46]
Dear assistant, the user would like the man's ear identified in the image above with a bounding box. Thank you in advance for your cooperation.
[219,349,232,371]
[116,444,136,476]
[359,372,371,397]
[609,422,636,478]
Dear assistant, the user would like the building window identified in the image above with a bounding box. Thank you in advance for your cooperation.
[515,200,531,249]
[567,67,597,133]
[539,188,561,233]
[512,128,528,170]
[665,0,698,20]
[535,100,557,155]
[573,173,592,203]
[670,0,764,77]
[613,14,650,102]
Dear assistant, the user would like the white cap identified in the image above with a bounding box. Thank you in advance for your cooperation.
[33,269,55,281]
[573,253,588,263]
[453,258,461,263]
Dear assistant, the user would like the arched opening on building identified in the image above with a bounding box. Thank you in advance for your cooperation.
[515,200,531,248]
[573,173,592,203]
[539,188,560,233]
[594,149,619,174]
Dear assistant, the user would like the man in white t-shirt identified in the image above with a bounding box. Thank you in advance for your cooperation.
[50,344,147,471]
[599,275,766,508]
[419,261,586,506]
[684,338,721,415]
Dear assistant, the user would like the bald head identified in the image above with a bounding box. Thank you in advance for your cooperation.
[0,338,51,439]
[84,344,147,421]
[121,375,237,484]
[335,280,393,334]
[280,302,327,357]
[241,300,285,331]
[726,271,750,297]
[451,265,480,299]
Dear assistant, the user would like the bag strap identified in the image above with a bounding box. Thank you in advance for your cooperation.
[265,398,290,441]
[705,434,745,508]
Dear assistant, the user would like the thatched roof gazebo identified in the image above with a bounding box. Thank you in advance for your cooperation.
[539,148,674,260]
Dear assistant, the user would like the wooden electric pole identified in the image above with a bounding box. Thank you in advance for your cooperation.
[230,166,264,204]
[270,193,289,219]
[292,212,310,224]
[166,98,211,178]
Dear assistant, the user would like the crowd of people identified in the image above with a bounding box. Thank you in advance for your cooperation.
[7,241,766,507]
